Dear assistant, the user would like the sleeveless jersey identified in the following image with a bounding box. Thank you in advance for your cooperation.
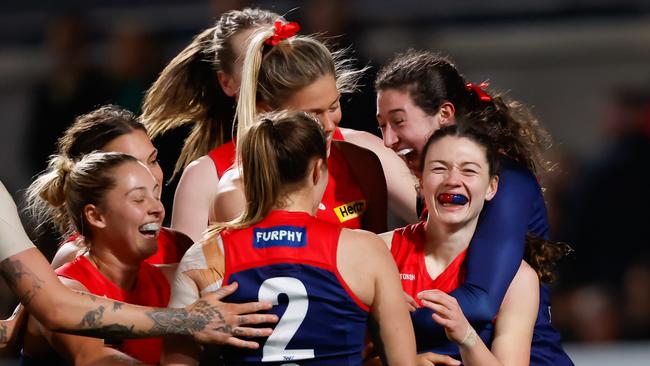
[207,128,367,229]
[64,227,188,265]
[391,222,494,357]
[221,210,369,365]
[55,256,170,364]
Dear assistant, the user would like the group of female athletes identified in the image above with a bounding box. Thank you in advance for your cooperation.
[0,7,575,366]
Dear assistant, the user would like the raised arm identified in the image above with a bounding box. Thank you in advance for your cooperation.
[340,128,418,224]
[453,160,544,323]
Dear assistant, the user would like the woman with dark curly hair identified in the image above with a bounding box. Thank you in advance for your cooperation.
[375,50,572,365]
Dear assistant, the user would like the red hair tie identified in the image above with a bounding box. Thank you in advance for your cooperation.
[466,82,492,102]
[265,21,301,46]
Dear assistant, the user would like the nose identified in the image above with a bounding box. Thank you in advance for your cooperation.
[443,168,463,186]
[319,113,336,135]
[382,124,399,149]
[148,197,165,220]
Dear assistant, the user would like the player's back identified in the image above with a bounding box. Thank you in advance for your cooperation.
[221,210,369,365]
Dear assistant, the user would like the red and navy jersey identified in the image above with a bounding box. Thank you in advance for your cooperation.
[391,222,494,357]
[56,256,170,364]
[221,210,369,365]
[206,128,367,230]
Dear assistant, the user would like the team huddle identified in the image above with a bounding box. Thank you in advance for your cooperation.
[0,7,576,366]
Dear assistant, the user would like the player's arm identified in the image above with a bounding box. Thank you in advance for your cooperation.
[335,140,388,233]
[162,241,277,365]
[0,247,273,344]
[171,156,219,242]
[489,261,539,366]
[339,229,417,366]
[341,128,418,224]
[419,261,539,366]
[33,278,147,365]
[161,270,203,366]
[0,303,25,352]
[448,161,540,323]
[210,171,246,223]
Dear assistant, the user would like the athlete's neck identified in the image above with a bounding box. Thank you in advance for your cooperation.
[273,185,320,216]
[83,240,141,291]
[423,216,478,273]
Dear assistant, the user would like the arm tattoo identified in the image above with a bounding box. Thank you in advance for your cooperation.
[79,305,105,329]
[147,300,230,336]
[0,257,45,306]
[112,302,123,312]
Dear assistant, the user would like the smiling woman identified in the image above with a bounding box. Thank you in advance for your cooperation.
[21,152,171,365]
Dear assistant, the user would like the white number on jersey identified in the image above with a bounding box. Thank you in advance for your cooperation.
[258,277,315,362]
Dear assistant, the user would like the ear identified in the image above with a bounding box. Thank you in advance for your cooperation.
[485,175,499,201]
[83,204,107,230]
[217,70,238,97]
[438,102,456,127]
[311,158,326,186]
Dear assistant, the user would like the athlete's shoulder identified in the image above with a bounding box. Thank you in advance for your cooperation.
[338,128,383,149]
[498,157,541,189]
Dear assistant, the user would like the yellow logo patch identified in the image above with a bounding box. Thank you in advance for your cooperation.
[334,200,366,223]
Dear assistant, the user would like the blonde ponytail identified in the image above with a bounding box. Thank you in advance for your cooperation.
[26,155,76,237]
[235,26,276,147]
[26,152,138,240]
[206,110,327,238]
[142,8,279,178]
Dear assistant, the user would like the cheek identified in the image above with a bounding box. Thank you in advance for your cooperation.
[152,166,164,185]
[331,108,342,126]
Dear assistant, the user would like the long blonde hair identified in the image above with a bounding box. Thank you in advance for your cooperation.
[26,152,138,241]
[235,24,365,152]
[141,8,279,178]
[206,110,327,237]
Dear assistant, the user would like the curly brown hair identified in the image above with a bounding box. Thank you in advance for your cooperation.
[375,49,552,174]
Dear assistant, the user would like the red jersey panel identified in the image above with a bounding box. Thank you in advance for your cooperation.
[391,222,468,306]
[207,139,236,178]
[220,210,368,365]
[206,128,367,229]
[56,256,170,364]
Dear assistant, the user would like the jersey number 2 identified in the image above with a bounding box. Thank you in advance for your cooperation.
[259,277,315,363]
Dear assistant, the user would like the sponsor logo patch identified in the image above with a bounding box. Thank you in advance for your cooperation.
[253,226,307,249]
[334,200,366,222]
[400,273,416,281]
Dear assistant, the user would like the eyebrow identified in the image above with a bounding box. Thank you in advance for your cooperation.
[126,187,147,196]
[377,108,405,119]
[427,160,483,168]
[147,148,158,161]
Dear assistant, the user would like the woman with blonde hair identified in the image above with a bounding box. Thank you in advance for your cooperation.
[210,18,412,234]
[163,111,416,365]
[142,9,417,241]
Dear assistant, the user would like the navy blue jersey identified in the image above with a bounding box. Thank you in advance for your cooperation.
[221,210,369,365]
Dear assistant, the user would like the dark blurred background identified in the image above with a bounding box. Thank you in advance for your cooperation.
[1,0,649,363]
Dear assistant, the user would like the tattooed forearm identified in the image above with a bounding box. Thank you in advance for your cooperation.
[0,257,45,305]
[79,305,105,329]
[113,302,123,312]
[147,300,228,336]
